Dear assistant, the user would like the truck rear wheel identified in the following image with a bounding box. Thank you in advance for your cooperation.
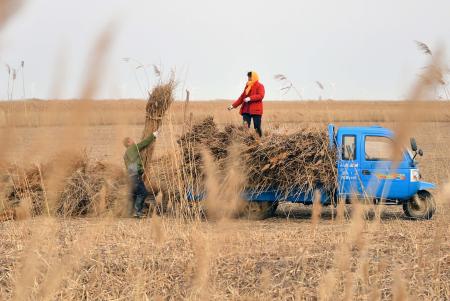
[240,201,278,220]
[403,190,436,220]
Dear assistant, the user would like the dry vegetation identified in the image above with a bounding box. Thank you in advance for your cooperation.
[178,116,337,196]
[2,100,450,128]
[1,1,448,299]
[2,153,128,219]
[0,99,449,300]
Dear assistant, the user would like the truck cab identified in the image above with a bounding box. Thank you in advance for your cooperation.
[331,124,436,219]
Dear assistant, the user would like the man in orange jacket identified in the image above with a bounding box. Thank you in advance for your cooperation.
[228,71,265,137]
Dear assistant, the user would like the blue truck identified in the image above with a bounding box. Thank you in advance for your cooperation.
[188,124,436,220]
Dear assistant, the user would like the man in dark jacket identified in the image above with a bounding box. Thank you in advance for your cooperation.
[228,71,265,137]
[123,131,158,218]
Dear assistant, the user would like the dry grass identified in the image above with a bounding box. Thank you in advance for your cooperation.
[1,4,448,298]
[0,0,23,31]
[0,207,448,300]
[0,100,449,300]
[2,152,128,218]
[2,100,450,128]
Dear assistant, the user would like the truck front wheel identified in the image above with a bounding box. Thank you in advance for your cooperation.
[403,190,436,220]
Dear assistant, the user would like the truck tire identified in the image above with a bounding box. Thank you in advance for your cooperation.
[240,201,278,220]
[403,190,436,220]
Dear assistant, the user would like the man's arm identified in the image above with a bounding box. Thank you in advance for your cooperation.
[136,132,156,151]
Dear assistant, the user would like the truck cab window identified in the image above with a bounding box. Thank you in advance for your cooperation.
[365,136,394,161]
[342,135,356,160]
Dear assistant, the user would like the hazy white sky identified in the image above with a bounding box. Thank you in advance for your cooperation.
[0,0,449,100]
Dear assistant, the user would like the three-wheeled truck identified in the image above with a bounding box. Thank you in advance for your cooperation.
[188,124,436,220]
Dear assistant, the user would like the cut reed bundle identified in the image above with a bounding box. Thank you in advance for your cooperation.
[141,79,176,169]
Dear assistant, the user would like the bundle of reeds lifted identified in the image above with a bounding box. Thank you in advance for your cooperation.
[2,153,128,218]
[141,79,176,169]
[178,117,338,197]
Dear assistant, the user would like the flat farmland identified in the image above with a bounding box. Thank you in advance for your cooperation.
[0,100,449,300]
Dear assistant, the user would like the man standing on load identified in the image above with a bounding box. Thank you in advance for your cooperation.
[123,131,159,218]
[228,71,265,137]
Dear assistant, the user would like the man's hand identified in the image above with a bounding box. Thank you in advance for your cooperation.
[153,131,159,138]
[244,97,251,103]
[227,105,234,111]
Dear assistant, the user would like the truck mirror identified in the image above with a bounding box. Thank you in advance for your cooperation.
[410,138,417,152]
[418,149,423,156]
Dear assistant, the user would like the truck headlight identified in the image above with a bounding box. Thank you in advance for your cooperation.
[410,169,420,182]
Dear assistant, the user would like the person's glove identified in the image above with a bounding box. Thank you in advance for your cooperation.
[227,105,234,110]
[244,97,251,103]
[153,131,159,138]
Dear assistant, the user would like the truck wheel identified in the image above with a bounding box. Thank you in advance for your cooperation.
[241,201,278,220]
[403,190,436,220]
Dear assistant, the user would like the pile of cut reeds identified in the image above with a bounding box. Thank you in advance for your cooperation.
[178,117,338,196]
[2,153,128,218]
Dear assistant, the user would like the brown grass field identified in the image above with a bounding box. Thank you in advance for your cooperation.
[0,100,449,300]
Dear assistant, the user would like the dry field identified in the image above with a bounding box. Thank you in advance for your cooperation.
[0,100,449,300]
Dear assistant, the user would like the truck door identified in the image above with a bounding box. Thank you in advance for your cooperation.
[360,135,410,200]
[337,134,362,199]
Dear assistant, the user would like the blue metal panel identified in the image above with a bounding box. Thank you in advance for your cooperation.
[418,181,436,191]
[336,128,361,199]
[360,164,412,200]
[187,188,332,205]
[328,124,335,150]
[243,190,279,202]
[244,189,330,204]
[186,190,205,201]
[336,125,431,201]
[285,190,331,204]
[358,130,415,200]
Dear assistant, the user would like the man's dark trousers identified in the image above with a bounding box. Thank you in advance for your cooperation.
[130,174,149,215]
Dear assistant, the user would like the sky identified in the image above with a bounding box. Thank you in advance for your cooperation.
[0,0,449,101]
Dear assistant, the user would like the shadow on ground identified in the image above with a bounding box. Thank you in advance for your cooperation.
[272,203,406,221]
